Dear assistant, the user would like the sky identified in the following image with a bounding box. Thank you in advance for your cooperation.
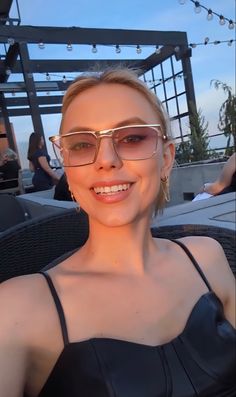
[4,0,236,167]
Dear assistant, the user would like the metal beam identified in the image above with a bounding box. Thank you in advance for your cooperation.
[6,105,62,116]
[0,25,188,46]
[6,95,63,106]
[7,59,140,74]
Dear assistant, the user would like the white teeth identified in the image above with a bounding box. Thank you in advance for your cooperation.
[93,183,130,195]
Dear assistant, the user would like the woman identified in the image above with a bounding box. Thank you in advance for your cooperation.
[27,132,60,191]
[202,152,236,196]
[0,68,235,397]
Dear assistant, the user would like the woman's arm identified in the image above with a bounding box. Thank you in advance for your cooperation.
[38,156,60,182]
[29,160,35,172]
[202,153,236,195]
[0,281,29,397]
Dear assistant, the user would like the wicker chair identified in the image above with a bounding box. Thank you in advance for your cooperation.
[0,209,235,283]
[0,209,89,283]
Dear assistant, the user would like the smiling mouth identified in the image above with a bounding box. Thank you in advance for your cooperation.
[93,183,131,195]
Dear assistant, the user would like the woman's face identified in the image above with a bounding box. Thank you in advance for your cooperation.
[62,83,174,227]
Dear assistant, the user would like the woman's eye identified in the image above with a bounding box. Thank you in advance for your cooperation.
[70,142,94,150]
[121,135,145,143]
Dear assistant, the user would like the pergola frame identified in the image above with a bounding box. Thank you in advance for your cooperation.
[0,5,197,154]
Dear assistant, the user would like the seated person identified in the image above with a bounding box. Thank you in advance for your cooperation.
[193,153,236,201]
[53,173,72,201]
[0,148,21,189]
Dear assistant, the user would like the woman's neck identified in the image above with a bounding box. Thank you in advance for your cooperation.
[79,216,158,276]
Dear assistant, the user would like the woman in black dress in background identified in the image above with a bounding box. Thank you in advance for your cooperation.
[27,132,60,191]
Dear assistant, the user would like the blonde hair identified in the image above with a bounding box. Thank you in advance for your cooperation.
[60,67,173,213]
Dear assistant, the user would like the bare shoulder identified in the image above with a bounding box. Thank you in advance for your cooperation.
[178,235,235,325]
[0,274,47,337]
[0,274,47,396]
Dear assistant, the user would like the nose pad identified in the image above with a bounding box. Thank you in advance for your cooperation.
[94,137,123,169]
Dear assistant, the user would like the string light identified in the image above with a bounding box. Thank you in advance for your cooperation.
[179,1,235,30]
[219,15,226,26]
[92,44,97,53]
[194,2,201,14]
[155,45,161,54]
[189,38,235,48]
[62,75,67,83]
[115,44,121,54]
[136,45,142,54]
[228,20,235,30]
[38,40,45,49]
[66,43,73,51]
[207,9,213,21]
[46,72,50,81]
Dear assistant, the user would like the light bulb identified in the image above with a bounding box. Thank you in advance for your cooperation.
[228,20,235,30]
[204,37,210,45]
[38,41,45,49]
[194,2,201,14]
[174,46,180,52]
[219,15,226,25]
[62,75,67,83]
[67,43,72,51]
[207,9,213,21]
[155,45,161,54]
[214,40,220,45]
[6,68,11,75]
[228,40,233,46]
[136,45,142,54]
[190,43,197,48]
[115,45,121,54]
[92,44,97,53]
[46,73,50,81]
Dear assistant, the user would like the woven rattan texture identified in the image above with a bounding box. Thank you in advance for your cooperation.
[151,224,236,276]
[0,209,89,282]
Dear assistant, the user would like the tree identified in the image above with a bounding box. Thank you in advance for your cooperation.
[211,79,236,155]
[175,108,210,164]
[189,107,210,161]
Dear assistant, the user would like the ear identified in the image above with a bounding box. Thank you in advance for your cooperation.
[161,141,175,179]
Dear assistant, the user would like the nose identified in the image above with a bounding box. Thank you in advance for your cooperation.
[94,137,123,171]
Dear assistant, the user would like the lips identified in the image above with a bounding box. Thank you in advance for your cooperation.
[93,183,131,195]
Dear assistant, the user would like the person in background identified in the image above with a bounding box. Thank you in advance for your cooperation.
[53,173,72,201]
[0,148,20,189]
[201,152,236,196]
[0,68,235,396]
[27,132,60,191]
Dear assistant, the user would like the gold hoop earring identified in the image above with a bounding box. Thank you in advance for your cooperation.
[70,191,81,213]
[160,176,170,203]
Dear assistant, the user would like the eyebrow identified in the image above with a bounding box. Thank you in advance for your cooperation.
[64,117,149,134]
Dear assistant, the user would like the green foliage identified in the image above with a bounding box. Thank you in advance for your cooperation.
[211,79,236,155]
[175,108,211,164]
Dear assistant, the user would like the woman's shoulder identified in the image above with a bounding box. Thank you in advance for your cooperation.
[0,274,50,336]
[177,236,235,311]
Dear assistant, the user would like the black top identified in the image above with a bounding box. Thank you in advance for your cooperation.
[31,149,53,191]
[0,160,20,188]
[35,240,236,397]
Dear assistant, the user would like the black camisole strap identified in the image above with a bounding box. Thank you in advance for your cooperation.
[38,271,69,346]
[171,239,212,291]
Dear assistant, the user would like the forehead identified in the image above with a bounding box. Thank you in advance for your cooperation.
[61,83,159,132]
